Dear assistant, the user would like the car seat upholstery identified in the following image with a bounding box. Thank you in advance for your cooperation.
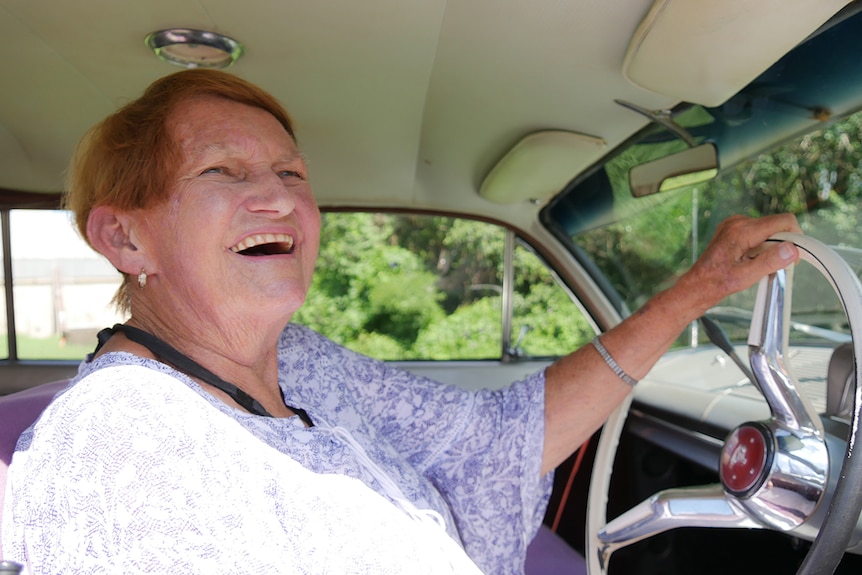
[0,380,586,574]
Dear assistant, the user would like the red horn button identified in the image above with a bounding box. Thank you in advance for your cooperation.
[720,424,771,495]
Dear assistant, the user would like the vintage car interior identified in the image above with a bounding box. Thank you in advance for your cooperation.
[3,0,862,573]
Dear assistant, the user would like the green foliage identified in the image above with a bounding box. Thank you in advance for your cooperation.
[513,283,592,357]
[363,249,444,347]
[512,245,594,356]
[573,190,695,309]
[348,332,409,361]
[413,296,502,359]
[294,212,445,349]
[293,212,511,360]
[292,212,586,360]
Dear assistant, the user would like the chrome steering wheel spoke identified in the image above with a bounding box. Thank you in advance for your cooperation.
[596,484,761,570]
[748,266,824,436]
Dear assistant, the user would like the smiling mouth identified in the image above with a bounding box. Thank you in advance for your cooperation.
[230,233,295,256]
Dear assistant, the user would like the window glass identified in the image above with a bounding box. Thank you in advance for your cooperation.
[5,210,592,363]
[293,213,504,360]
[511,241,595,358]
[10,210,124,360]
[292,212,592,361]
[564,109,862,350]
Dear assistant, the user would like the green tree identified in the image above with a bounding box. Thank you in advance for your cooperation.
[294,212,446,357]
[295,213,523,360]
[414,296,502,359]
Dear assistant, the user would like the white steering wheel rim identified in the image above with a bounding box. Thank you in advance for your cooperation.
[585,232,862,574]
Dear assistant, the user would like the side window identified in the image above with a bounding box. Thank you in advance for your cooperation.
[0,210,593,362]
[7,209,123,360]
[511,241,595,358]
[292,212,594,361]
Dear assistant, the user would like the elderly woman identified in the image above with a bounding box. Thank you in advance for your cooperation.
[2,69,801,574]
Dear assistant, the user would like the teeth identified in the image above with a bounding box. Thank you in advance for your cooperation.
[230,233,294,253]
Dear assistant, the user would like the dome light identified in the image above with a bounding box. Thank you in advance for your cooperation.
[145,29,243,69]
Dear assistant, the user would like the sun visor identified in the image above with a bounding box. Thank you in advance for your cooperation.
[480,130,606,204]
[623,0,852,107]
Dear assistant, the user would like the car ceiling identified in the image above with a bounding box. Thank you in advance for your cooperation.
[0,0,852,233]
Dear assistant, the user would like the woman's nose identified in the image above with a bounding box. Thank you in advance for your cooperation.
[243,172,297,215]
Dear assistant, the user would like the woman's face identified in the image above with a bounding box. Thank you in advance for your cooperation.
[135,96,321,324]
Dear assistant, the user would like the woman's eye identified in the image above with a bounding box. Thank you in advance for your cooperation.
[279,169,305,180]
[201,166,227,175]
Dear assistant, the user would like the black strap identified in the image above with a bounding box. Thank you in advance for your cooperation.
[96,324,313,426]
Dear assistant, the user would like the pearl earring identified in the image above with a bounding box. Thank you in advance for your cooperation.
[137,269,147,289]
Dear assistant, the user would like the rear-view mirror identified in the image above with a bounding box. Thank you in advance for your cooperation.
[629,143,718,198]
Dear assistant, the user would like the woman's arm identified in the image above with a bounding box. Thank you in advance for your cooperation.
[541,213,802,474]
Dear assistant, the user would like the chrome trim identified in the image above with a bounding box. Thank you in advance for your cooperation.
[501,229,515,359]
[728,421,828,530]
[145,29,244,69]
[748,268,825,436]
[736,267,830,530]
[597,484,762,569]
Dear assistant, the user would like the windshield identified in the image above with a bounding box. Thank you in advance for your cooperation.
[543,7,862,350]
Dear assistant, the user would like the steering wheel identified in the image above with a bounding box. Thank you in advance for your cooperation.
[585,233,862,575]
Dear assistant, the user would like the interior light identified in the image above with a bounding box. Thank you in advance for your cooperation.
[145,29,244,69]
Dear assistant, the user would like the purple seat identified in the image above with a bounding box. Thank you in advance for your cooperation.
[0,380,67,558]
[0,380,585,573]
[526,525,587,575]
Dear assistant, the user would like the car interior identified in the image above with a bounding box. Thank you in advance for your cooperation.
[3,1,862,573]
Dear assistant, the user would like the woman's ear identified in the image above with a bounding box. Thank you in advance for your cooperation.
[87,205,149,275]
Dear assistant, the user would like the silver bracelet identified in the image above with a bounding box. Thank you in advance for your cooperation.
[590,335,638,387]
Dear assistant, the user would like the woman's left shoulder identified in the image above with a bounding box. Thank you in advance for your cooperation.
[279,323,384,368]
[280,323,340,354]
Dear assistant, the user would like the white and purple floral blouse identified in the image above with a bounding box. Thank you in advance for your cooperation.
[3,323,552,574]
